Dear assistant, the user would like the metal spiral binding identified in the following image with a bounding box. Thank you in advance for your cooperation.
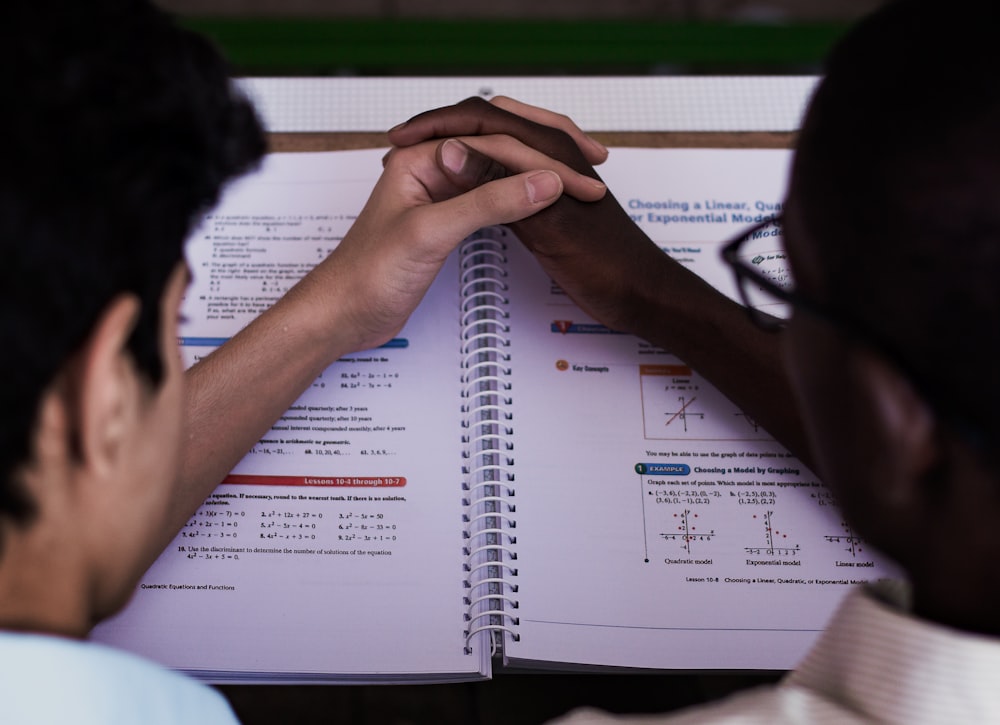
[459,228,520,655]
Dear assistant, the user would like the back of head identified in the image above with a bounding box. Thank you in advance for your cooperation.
[792,0,1000,456]
[0,0,265,523]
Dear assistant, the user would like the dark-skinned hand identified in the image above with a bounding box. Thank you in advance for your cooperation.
[388,97,812,466]
[389,96,676,342]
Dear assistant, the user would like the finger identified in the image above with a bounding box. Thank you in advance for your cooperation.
[437,138,606,203]
[438,137,508,186]
[489,96,608,165]
[412,170,564,244]
[388,97,597,172]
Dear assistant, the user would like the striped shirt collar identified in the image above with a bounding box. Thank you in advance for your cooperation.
[786,580,1000,723]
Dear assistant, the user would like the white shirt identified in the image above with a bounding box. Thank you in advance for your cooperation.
[551,581,1000,724]
[0,630,238,725]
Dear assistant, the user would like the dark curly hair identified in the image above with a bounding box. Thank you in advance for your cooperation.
[0,0,266,524]
[791,0,1000,457]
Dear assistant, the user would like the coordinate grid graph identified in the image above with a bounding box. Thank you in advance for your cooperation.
[639,364,774,441]
[660,509,716,555]
[664,396,705,432]
[824,523,866,558]
[744,510,800,557]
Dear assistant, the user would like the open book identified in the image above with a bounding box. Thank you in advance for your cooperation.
[93,147,894,683]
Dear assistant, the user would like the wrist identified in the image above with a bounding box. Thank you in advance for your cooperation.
[267,259,369,368]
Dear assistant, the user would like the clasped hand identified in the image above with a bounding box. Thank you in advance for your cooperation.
[388,96,673,340]
[319,111,608,355]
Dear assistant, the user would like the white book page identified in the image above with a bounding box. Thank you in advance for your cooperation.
[502,148,897,671]
[93,150,487,682]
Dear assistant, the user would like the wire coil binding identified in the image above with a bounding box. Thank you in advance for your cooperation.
[459,228,520,655]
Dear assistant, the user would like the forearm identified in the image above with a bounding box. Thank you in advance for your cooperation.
[170,261,355,536]
[161,135,578,545]
[624,239,813,469]
[509,200,812,468]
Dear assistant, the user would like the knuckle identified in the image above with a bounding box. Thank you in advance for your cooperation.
[476,185,506,217]
[459,96,491,111]
[383,145,412,168]
[553,110,573,127]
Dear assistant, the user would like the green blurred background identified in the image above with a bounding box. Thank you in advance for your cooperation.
[160,0,883,76]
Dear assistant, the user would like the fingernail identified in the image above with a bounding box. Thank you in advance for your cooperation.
[526,171,561,203]
[388,121,408,133]
[588,136,609,158]
[440,139,468,174]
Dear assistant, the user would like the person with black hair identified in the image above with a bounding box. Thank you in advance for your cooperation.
[390,0,1000,720]
[0,1,603,720]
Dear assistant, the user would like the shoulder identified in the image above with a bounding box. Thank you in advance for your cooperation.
[547,680,870,724]
[0,631,238,725]
[550,679,869,725]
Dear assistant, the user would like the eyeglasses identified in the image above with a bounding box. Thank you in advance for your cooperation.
[720,214,988,452]
[720,215,822,332]
[721,214,905,348]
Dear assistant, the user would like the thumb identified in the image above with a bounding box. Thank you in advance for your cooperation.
[438,137,510,191]
[414,169,563,242]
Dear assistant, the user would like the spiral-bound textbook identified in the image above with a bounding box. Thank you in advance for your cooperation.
[93,148,893,683]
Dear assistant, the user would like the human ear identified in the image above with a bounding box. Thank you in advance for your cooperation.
[73,295,143,480]
[848,344,941,510]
